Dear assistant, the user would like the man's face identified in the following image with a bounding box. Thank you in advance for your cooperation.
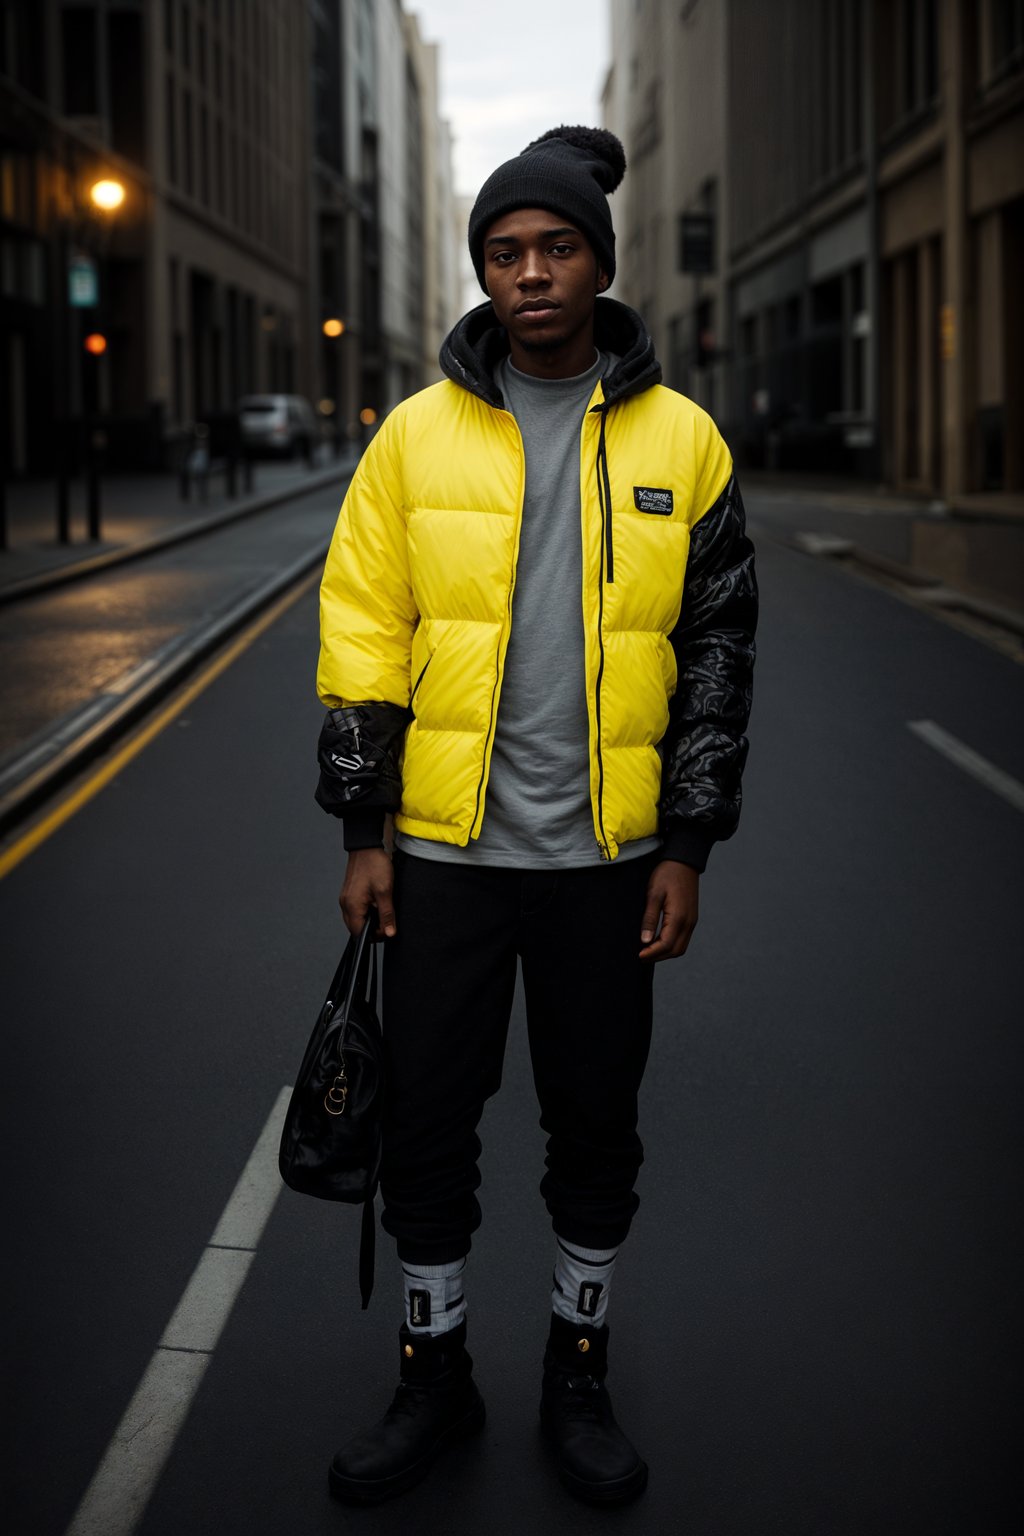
[483,207,608,355]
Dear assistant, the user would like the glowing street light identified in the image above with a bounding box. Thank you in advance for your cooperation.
[322,317,345,337]
[359,408,378,427]
[89,178,125,212]
[83,332,108,355]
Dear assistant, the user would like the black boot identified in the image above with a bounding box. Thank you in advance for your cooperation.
[328,1321,485,1504]
[540,1314,648,1506]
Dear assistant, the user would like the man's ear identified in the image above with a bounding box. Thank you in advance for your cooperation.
[597,269,610,294]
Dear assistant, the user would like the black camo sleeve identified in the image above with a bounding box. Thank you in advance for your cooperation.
[315,701,411,850]
[659,474,758,871]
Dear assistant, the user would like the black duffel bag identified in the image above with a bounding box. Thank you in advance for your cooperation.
[279,915,383,1307]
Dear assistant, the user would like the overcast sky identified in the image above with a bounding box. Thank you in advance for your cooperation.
[411,1,611,198]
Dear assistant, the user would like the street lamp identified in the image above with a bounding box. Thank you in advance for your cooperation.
[89,178,126,212]
[54,169,127,541]
[321,320,347,455]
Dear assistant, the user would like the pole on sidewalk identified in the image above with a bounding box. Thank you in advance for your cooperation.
[57,422,72,544]
[0,414,7,551]
[87,427,105,542]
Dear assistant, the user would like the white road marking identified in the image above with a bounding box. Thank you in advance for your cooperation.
[64,1086,292,1536]
[908,720,1024,814]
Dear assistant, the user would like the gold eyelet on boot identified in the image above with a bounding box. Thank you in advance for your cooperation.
[577,1338,590,1352]
[404,1344,414,1357]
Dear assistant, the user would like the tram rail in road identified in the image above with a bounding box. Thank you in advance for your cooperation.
[0,464,355,839]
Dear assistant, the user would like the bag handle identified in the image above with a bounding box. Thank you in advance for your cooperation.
[340,913,375,1018]
[325,912,379,1051]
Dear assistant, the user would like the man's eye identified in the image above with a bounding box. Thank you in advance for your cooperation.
[550,244,574,256]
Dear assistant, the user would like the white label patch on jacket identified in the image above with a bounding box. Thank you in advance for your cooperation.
[633,486,674,514]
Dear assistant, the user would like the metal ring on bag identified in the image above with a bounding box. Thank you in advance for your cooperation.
[324,1065,348,1116]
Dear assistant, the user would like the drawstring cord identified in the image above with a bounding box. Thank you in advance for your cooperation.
[595,405,614,584]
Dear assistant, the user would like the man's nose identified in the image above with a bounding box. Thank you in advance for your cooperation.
[516,252,550,286]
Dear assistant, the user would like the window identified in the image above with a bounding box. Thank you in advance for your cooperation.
[166,75,178,182]
[899,0,939,116]
[200,104,209,204]
[993,0,1024,60]
[0,152,32,224]
[987,0,1024,80]
[812,274,843,328]
[109,10,145,164]
[215,117,225,213]
[183,88,194,195]
[61,8,97,115]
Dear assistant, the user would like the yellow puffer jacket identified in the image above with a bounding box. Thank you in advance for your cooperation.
[317,300,757,868]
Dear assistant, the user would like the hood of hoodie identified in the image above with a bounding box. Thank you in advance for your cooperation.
[439,296,662,411]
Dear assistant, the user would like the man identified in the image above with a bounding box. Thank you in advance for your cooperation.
[315,125,757,1507]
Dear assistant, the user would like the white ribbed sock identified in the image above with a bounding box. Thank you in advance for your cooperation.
[551,1237,619,1327]
[401,1256,467,1335]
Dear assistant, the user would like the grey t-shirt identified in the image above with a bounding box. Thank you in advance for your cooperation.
[398,349,660,869]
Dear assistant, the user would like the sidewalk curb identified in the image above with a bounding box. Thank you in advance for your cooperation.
[790,531,1024,639]
[0,539,329,838]
[0,459,354,606]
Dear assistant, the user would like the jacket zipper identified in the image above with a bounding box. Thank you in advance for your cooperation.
[591,402,613,859]
[596,405,614,585]
[593,538,611,860]
[469,413,526,841]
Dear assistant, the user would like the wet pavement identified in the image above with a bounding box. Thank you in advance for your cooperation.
[0,476,351,764]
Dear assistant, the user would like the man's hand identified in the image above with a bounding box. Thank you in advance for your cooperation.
[340,847,397,938]
[639,860,699,962]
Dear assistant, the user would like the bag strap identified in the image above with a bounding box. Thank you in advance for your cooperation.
[339,915,380,1309]
[359,1195,376,1310]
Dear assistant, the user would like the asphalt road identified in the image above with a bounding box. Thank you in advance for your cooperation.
[2,513,1021,1535]
[0,479,347,760]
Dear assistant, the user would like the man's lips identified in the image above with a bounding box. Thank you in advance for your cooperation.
[515,300,559,319]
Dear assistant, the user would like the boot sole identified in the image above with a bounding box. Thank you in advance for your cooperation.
[327,1397,486,1506]
[557,1457,649,1507]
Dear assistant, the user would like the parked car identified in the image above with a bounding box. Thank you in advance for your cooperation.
[238,394,319,460]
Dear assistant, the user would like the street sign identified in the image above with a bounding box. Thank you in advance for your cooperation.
[679,213,714,274]
[68,254,98,308]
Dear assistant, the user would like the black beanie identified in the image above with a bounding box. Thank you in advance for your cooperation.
[468,125,626,293]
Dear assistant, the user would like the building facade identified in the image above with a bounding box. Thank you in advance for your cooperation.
[603,0,1024,504]
[404,13,459,385]
[602,0,729,421]
[0,0,458,477]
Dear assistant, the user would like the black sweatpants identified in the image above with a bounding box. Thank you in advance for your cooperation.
[379,848,657,1265]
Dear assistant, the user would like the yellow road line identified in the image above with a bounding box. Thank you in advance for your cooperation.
[0,568,319,883]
